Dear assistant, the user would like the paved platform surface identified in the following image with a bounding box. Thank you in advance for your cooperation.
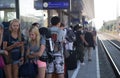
[68,46,100,78]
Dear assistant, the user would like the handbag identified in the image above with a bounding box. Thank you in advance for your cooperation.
[66,50,77,70]
[19,61,38,77]
[0,55,5,68]
[2,53,12,65]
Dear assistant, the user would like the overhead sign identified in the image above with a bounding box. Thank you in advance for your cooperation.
[43,1,69,9]
[34,0,69,10]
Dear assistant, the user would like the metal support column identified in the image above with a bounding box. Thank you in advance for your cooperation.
[47,10,51,26]
[68,0,71,27]
[68,8,70,27]
[15,0,20,19]
[82,16,85,28]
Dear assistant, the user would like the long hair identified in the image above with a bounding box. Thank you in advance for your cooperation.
[9,19,21,41]
[29,26,40,47]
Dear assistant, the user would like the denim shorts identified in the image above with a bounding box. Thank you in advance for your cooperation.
[12,60,20,64]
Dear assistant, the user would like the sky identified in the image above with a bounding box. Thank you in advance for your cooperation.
[94,0,119,29]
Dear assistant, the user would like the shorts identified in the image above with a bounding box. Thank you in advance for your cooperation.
[12,60,20,64]
[37,60,46,68]
[46,56,64,74]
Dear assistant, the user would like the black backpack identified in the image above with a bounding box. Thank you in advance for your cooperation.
[66,28,76,42]
[39,27,54,62]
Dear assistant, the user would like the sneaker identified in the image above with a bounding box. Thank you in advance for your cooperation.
[81,62,85,65]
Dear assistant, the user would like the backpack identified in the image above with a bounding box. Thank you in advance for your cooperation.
[66,28,76,42]
[39,27,54,52]
[51,30,61,52]
[39,27,55,62]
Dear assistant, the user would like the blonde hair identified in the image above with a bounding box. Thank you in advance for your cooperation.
[9,19,21,41]
[29,26,40,47]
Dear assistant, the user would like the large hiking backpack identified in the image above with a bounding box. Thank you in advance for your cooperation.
[39,27,54,62]
[66,28,76,42]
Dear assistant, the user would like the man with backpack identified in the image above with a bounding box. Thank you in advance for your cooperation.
[74,25,88,65]
[46,16,64,78]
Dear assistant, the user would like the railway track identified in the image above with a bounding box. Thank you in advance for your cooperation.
[98,37,120,78]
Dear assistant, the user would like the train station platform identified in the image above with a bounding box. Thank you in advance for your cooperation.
[68,46,100,78]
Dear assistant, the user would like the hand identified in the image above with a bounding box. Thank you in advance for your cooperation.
[13,42,20,47]
[14,42,24,47]
[17,42,24,47]
[85,42,88,46]
[4,50,8,55]
[19,57,24,64]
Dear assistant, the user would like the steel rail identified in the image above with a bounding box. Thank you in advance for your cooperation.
[99,39,120,78]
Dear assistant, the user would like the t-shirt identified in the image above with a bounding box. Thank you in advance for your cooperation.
[75,30,84,46]
[49,26,63,42]
[3,33,24,61]
[85,31,94,47]
[28,36,46,60]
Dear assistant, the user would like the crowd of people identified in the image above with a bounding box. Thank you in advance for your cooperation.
[0,16,97,78]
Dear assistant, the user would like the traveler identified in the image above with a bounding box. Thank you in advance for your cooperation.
[3,19,24,78]
[27,26,46,78]
[74,25,88,65]
[46,16,64,78]
[84,28,95,61]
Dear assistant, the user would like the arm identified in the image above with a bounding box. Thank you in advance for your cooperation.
[5,43,16,51]
[2,41,9,55]
[20,42,24,57]
[3,33,16,51]
[19,42,24,62]
[5,41,24,51]
[26,46,35,58]
[80,35,88,45]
